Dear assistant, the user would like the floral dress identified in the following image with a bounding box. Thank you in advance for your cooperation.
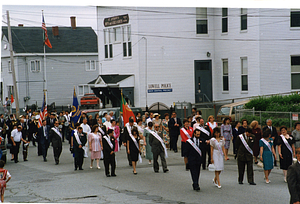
[162,119,170,145]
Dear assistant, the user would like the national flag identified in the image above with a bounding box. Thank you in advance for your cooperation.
[10,91,14,104]
[42,13,52,48]
[120,92,135,125]
[38,93,47,128]
[70,88,81,130]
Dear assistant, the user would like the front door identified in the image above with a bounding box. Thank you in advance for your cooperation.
[194,60,212,103]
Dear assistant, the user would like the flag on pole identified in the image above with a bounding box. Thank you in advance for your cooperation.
[120,91,135,125]
[70,87,81,130]
[38,92,47,128]
[42,12,52,48]
[10,91,14,104]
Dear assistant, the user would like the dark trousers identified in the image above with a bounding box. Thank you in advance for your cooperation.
[153,150,167,171]
[13,142,21,163]
[103,154,116,175]
[189,162,201,189]
[237,159,254,183]
[75,149,84,169]
[126,145,132,165]
[273,144,277,166]
[232,139,237,155]
[22,143,29,161]
[37,142,43,156]
[170,134,179,151]
[53,145,62,163]
[202,146,211,169]
[41,142,49,160]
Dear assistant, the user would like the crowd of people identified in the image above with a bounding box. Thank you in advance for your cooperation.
[0,107,299,203]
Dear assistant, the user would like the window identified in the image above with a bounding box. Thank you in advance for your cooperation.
[8,61,12,73]
[85,60,97,71]
[291,9,300,27]
[222,59,229,91]
[123,25,132,58]
[114,27,121,42]
[241,8,247,31]
[241,58,248,91]
[30,60,41,72]
[222,8,228,33]
[104,29,113,59]
[7,85,14,97]
[196,7,208,34]
[78,85,91,96]
[291,56,300,89]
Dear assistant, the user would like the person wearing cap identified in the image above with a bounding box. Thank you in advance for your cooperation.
[152,113,162,131]
[11,125,29,163]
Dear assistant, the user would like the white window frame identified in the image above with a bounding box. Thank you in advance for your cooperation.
[241,57,248,91]
[7,85,14,97]
[196,7,208,34]
[78,85,91,96]
[104,28,113,59]
[122,25,132,58]
[85,60,97,71]
[291,56,300,89]
[8,61,12,73]
[113,27,121,43]
[241,8,247,31]
[222,59,229,91]
[30,60,41,72]
[222,8,228,33]
[291,9,300,28]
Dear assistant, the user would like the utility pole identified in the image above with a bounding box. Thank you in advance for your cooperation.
[6,10,20,118]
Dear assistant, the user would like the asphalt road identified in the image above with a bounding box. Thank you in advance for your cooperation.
[4,142,290,203]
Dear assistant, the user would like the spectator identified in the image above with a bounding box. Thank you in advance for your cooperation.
[221,117,233,160]
[0,160,11,203]
[162,113,170,149]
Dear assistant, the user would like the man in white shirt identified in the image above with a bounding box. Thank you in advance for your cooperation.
[80,118,91,158]
[11,125,29,163]
[146,112,154,125]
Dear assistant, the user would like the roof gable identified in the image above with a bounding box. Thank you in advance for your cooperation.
[1,26,98,53]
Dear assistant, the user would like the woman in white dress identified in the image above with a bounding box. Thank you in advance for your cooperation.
[210,127,225,189]
[206,115,218,136]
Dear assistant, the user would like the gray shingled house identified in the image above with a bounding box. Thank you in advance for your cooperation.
[1,23,98,109]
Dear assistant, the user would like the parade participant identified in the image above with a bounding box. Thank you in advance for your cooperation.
[11,125,29,163]
[162,113,170,149]
[80,118,91,158]
[37,120,50,162]
[127,127,141,175]
[278,126,296,182]
[221,117,232,160]
[232,121,241,159]
[184,129,204,191]
[238,119,248,135]
[263,119,279,166]
[168,111,182,153]
[63,111,70,141]
[28,116,38,147]
[259,129,276,184]
[136,119,145,156]
[143,122,153,165]
[49,121,63,165]
[146,112,154,125]
[74,127,87,170]
[211,127,225,189]
[193,116,201,130]
[47,113,57,128]
[287,147,300,204]
[0,160,11,203]
[102,129,116,177]
[197,118,211,170]
[89,125,103,169]
[152,113,162,131]
[88,115,93,127]
[103,115,112,130]
[97,118,106,135]
[6,114,15,161]
[206,115,217,136]
[123,118,135,166]
[109,111,115,120]
[292,122,300,149]
[70,123,81,170]
[235,127,256,185]
[149,124,169,173]
[58,112,66,142]
[109,119,120,152]
[180,119,193,171]
[250,120,262,164]
[18,118,29,161]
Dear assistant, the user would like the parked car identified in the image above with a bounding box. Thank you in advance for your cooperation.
[80,93,100,109]
[216,100,250,124]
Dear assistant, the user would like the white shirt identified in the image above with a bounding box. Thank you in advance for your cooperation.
[80,123,91,134]
[103,121,112,130]
[11,129,22,142]
[146,117,153,125]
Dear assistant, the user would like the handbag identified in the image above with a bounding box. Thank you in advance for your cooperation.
[6,143,12,149]
[208,163,216,171]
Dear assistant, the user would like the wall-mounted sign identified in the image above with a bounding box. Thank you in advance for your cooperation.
[148,83,172,93]
[104,14,129,27]
[293,113,298,121]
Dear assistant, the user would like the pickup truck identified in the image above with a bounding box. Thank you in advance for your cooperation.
[80,93,100,109]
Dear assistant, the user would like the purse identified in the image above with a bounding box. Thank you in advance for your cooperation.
[208,163,216,171]
[6,143,12,149]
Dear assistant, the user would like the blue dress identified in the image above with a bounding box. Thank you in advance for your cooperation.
[259,138,274,170]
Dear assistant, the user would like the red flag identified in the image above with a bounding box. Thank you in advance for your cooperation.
[120,93,135,125]
[10,91,14,104]
[42,13,52,48]
[38,93,47,128]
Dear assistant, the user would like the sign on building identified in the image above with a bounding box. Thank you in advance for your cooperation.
[104,14,129,27]
[148,83,172,93]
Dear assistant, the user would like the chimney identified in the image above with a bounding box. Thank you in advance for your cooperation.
[18,24,23,27]
[52,26,59,36]
[70,16,76,29]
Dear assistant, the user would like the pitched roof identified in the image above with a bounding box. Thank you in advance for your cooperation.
[1,26,98,53]
[88,75,132,84]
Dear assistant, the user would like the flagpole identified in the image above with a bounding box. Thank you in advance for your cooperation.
[42,10,48,105]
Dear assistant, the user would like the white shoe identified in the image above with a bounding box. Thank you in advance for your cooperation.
[97,166,101,169]
[212,179,218,186]
[284,178,287,183]
[217,185,222,189]
[266,180,270,184]
[90,166,93,169]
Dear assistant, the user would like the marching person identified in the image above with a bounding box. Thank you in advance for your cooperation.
[232,121,241,159]
[168,111,182,153]
[11,125,29,163]
[37,119,50,162]
[278,126,296,183]
[287,147,300,204]
[88,125,103,169]
[123,118,136,166]
[184,128,204,191]
[49,121,63,165]
[206,115,217,136]
[18,118,29,161]
[180,119,193,171]
[102,129,116,177]
[47,113,57,128]
[143,122,154,165]
[127,127,141,175]
[197,118,211,170]
[221,117,232,160]
[263,119,279,166]
[149,123,169,173]
[259,129,276,184]
[74,127,87,170]
[235,127,256,185]
[210,127,225,189]
[80,118,91,158]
